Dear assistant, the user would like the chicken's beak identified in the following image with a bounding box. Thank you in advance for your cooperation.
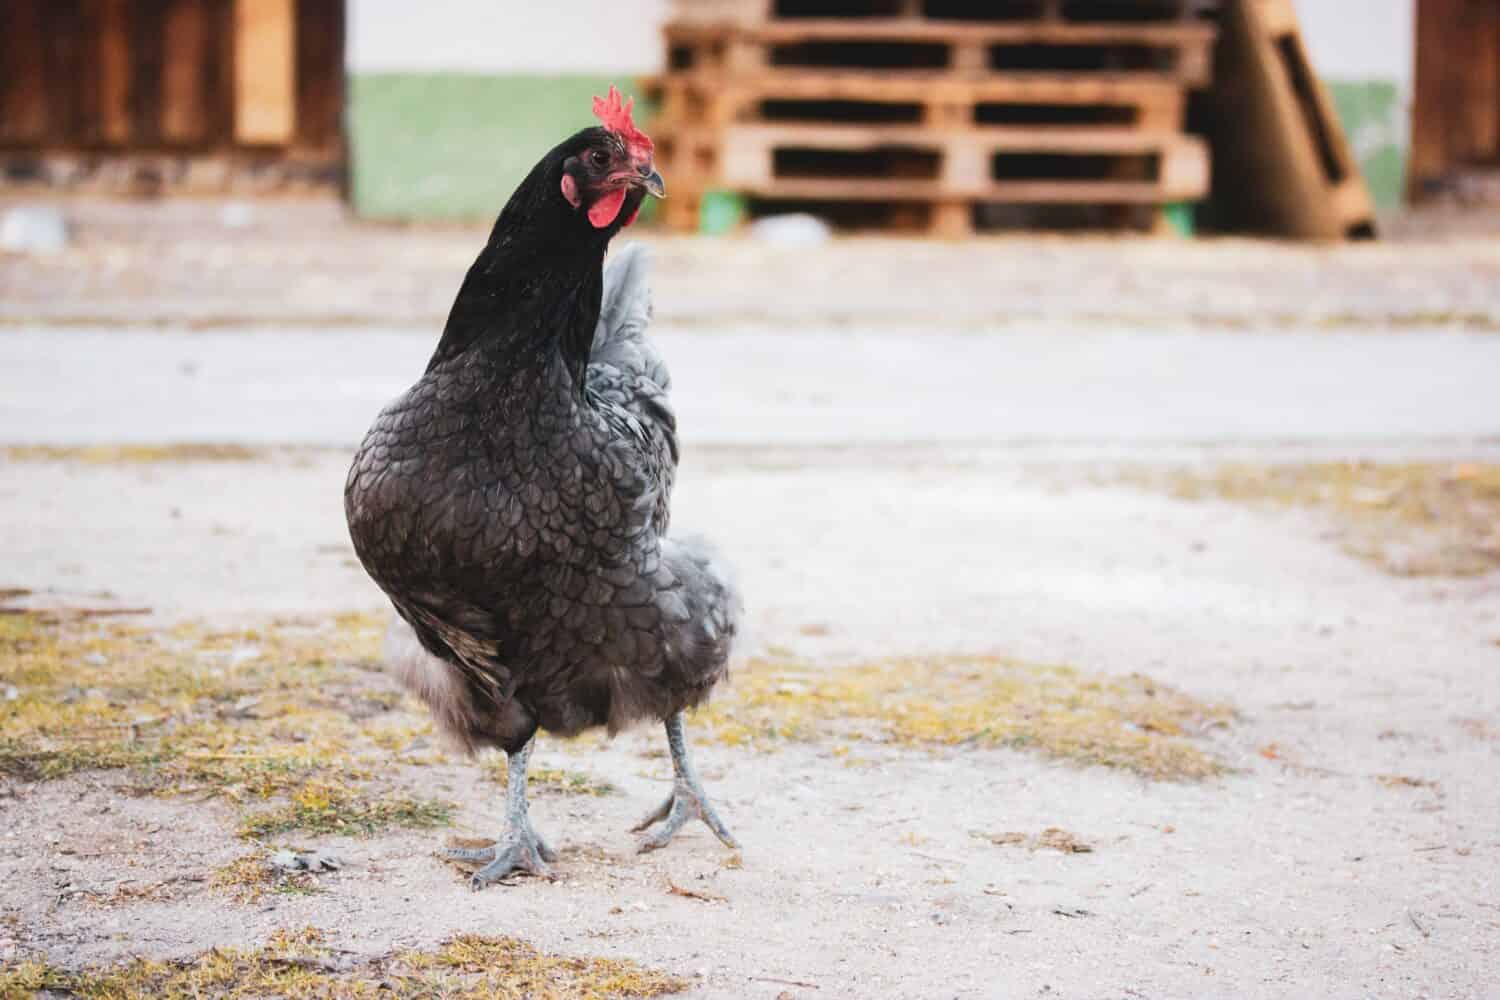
[639,165,666,199]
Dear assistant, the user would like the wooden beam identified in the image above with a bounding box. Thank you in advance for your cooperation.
[44,0,86,143]
[234,0,296,145]
[162,0,210,144]
[96,0,133,145]
[295,0,346,154]
[0,0,49,144]
[129,0,168,147]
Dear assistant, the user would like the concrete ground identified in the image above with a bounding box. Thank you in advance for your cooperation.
[2,201,1499,998]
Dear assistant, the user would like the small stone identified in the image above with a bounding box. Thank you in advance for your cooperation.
[219,201,256,229]
[0,205,69,254]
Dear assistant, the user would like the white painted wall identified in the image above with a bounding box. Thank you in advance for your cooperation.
[1293,0,1413,91]
[347,0,671,74]
[350,0,1415,89]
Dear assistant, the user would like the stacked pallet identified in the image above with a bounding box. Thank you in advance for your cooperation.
[0,0,344,197]
[646,0,1217,234]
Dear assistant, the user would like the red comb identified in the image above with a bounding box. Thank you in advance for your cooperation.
[593,85,654,157]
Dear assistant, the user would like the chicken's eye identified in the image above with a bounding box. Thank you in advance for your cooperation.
[589,149,610,169]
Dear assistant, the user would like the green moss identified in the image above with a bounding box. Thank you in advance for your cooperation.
[237,783,452,840]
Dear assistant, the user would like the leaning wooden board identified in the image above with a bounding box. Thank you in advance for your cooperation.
[1207,0,1375,238]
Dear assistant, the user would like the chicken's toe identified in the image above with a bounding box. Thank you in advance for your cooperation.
[634,783,739,853]
[463,836,555,890]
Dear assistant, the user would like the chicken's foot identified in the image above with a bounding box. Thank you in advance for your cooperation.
[447,737,557,889]
[633,713,739,853]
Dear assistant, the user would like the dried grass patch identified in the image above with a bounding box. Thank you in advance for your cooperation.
[0,926,689,999]
[693,654,1230,781]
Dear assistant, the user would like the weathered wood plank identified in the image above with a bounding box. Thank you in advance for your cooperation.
[295,0,346,153]
[161,0,211,144]
[724,121,1202,154]
[668,18,1217,48]
[234,0,296,144]
[44,1,87,143]
[130,0,169,146]
[730,175,1191,203]
[95,0,134,145]
[0,0,50,144]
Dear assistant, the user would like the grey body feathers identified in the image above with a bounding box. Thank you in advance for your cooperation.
[346,244,740,754]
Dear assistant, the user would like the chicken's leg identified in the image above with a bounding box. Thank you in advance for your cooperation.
[448,737,557,889]
[633,713,739,853]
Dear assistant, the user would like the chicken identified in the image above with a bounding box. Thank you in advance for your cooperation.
[344,88,740,889]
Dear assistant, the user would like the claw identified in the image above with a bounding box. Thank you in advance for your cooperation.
[447,819,557,889]
[634,713,740,854]
[635,784,740,853]
[631,794,674,834]
[468,838,555,890]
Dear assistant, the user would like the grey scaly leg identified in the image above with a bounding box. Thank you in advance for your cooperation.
[446,737,557,889]
[632,713,739,853]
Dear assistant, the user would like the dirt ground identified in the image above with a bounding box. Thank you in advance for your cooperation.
[2,200,1500,999]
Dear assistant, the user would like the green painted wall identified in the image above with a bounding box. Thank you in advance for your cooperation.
[349,73,655,221]
[1325,79,1406,212]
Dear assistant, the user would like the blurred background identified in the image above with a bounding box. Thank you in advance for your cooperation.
[1,0,1493,235]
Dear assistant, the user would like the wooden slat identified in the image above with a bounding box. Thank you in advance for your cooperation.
[96,0,134,145]
[720,125,1208,201]
[234,0,296,144]
[0,0,49,144]
[732,176,1192,203]
[295,0,346,153]
[724,122,1202,154]
[44,1,87,143]
[665,68,1185,105]
[209,0,240,148]
[1461,0,1500,164]
[130,0,168,147]
[161,0,210,144]
[668,18,1217,48]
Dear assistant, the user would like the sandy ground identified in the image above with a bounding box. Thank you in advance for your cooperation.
[3,211,1500,998]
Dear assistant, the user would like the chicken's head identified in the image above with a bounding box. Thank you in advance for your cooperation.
[560,86,665,230]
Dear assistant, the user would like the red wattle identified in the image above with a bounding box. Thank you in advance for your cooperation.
[588,188,627,228]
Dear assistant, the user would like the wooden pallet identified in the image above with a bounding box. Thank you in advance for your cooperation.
[650,70,1188,130]
[672,0,1204,27]
[665,18,1214,85]
[650,3,1216,233]
[654,123,1205,234]
[721,123,1204,206]
[0,0,344,176]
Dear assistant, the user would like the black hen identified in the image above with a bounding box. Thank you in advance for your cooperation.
[344,89,740,888]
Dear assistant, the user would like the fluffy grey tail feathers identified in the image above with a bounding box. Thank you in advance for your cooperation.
[660,533,743,691]
[383,614,485,755]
